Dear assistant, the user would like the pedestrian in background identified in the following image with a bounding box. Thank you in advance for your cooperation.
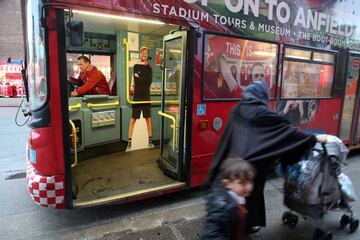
[204,80,327,234]
[202,158,256,240]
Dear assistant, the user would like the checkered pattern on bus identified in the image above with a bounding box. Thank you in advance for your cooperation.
[26,161,65,208]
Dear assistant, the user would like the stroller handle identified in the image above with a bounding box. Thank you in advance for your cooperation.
[320,143,348,166]
[321,143,328,156]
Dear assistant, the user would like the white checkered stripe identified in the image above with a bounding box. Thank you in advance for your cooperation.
[26,161,66,208]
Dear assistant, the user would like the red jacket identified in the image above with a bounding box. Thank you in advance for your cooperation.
[72,65,110,96]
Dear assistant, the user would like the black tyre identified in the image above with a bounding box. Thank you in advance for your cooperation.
[282,212,290,224]
[288,215,298,229]
[313,228,324,240]
[324,232,334,240]
[340,214,350,229]
[350,219,359,233]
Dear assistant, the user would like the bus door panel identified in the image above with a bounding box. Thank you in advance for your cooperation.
[158,30,187,180]
[69,98,85,151]
[350,55,360,143]
[81,95,121,147]
[339,53,360,144]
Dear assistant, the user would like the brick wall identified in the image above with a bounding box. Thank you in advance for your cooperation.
[0,0,24,61]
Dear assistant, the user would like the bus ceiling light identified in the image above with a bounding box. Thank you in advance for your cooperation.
[72,10,165,25]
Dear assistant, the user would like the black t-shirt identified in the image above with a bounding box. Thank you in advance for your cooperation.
[133,64,152,101]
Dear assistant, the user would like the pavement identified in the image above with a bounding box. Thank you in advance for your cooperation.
[1,105,360,240]
[0,97,23,107]
[60,153,360,240]
[0,106,29,179]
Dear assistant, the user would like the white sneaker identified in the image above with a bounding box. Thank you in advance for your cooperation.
[126,142,132,152]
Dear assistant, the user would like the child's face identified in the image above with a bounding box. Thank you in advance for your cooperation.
[223,179,254,197]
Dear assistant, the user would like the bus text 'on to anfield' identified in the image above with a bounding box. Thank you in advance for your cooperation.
[153,0,354,38]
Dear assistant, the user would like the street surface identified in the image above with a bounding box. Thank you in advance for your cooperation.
[0,106,360,240]
[0,106,29,179]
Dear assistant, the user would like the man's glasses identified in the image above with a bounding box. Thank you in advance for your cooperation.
[254,73,265,78]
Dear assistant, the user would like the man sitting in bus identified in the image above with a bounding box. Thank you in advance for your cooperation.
[69,56,110,96]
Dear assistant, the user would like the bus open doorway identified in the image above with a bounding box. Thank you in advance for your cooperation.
[65,10,190,207]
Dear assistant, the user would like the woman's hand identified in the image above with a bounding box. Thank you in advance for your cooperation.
[316,134,328,143]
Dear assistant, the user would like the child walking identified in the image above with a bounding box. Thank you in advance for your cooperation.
[202,158,256,240]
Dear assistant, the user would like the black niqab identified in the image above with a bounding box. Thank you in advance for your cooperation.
[204,81,317,228]
[241,80,269,105]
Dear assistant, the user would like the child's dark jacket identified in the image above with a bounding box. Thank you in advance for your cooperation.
[202,187,246,240]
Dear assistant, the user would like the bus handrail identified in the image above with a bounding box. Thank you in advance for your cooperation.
[158,110,177,151]
[87,101,119,109]
[123,39,179,105]
[69,120,78,168]
[68,103,81,111]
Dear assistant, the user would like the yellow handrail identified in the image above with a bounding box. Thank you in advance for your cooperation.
[158,110,177,151]
[87,101,119,109]
[68,103,81,111]
[123,39,179,105]
[69,120,78,168]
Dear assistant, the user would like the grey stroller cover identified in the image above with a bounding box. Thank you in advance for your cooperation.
[283,138,347,219]
[281,136,359,237]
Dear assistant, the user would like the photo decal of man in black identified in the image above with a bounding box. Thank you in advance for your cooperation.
[127,47,154,151]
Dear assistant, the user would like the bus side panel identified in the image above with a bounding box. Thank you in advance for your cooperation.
[301,98,342,135]
[38,10,65,176]
[190,56,236,187]
[26,9,67,208]
[190,102,235,187]
[28,128,63,175]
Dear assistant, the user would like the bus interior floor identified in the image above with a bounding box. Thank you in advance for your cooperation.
[71,147,177,203]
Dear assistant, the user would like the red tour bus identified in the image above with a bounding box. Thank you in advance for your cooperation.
[22,0,360,208]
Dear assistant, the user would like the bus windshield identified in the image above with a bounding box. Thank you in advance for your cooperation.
[26,0,47,110]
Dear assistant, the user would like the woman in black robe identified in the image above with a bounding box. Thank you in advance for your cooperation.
[204,80,327,233]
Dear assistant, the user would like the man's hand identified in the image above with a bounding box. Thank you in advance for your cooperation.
[315,134,328,143]
[71,90,78,97]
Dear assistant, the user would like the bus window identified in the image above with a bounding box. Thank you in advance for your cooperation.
[285,48,311,60]
[313,52,335,63]
[26,0,48,110]
[66,54,112,80]
[66,53,81,79]
[203,34,278,100]
[66,53,113,96]
[89,55,111,82]
[282,47,336,99]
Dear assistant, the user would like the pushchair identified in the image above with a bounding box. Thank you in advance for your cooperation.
[280,140,359,240]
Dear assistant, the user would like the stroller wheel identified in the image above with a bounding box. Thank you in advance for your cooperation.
[313,228,332,240]
[350,219,359,233]
[288,215,298,229]
[282,211,291,224]
[313,228,323,240]
[340,214,350,229]
[324,232,334,240]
